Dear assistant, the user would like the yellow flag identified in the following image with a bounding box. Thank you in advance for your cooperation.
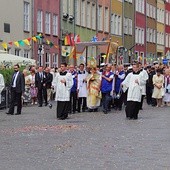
[69,47,75,59]
[14,41,19,47]
[23,39,30,46]
[32,37,37,42]
[46,40,49,44]
[1,42,8,50]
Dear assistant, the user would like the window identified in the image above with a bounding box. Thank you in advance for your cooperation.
[104,7,109,32]
[37,10,43,32]
[124,18,128,34]
[45,53,50,67]
[4,23,10,33]
[24,2,30,31]
[111,14,122,36]
[53,53,58,67]
[92,4,96,30]
[24,49,29,58]
[68,0,73,15]
[63,0,67,13]
[147,28,149,42]
[98,6,103,31]
[75,0,80,25]
[166,33,169,47]
[135,27,145,44]
[45,12,51,34]
[15,49,20,56]
[136,0,145,14]
[53,15,58,36]
[81,0,86,27]
[124,17,132,35]
[86,2,91,28]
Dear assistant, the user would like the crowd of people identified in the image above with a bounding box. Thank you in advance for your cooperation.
[1,60,170,120]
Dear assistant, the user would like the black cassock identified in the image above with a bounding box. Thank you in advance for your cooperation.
[57,101,70,119]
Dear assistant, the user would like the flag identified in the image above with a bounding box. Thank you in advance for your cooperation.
[91,36,98,42]
[23,39,30,46]
[14,41,20,47]
[32,36,37,42]
[8,42,13,46]
[18,40,25,46]
[64,35,71,45]
[1,43,8,50]
[49,42,54,47]
[74,35,81,43]
[69,46,76,59]
[46,40,50,45]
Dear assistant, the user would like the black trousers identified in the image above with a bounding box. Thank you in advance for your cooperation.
[8,87,22,114]
[57,101,69,119]
[102,92,112,112]
[139,95,145,109]
[69,91,77,113]
[77,97,87,112]
[146,86,153,105]
[37,87,47,105]
[125,101,140,119]
[114,92,123,110]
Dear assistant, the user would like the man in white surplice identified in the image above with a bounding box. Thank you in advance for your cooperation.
[0,74,5,104]
[77,63,88,112]
[53,63,73,120]
[122,63,146,119]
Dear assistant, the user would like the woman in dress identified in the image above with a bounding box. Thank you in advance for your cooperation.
[163,68,170,106]
[29,68,37,105]
[22,69,31,105]
[152,69,164,107]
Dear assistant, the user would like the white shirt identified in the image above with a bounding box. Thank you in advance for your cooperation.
[12,71,19,88]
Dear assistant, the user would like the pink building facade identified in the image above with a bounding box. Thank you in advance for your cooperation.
[135,1,146,64]
[165,1,170,57]
[33,0,60,67]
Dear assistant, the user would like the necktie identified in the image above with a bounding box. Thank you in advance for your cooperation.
[12,73,16,85]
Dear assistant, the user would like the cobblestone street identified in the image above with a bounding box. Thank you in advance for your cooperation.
[0,102,170,170]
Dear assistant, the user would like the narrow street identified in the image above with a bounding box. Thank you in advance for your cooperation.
[0,102,170,170]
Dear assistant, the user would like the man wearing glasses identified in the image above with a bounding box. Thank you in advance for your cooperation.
[6,64,25,115]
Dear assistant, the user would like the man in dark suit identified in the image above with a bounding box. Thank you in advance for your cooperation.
[6,64,25,115]
[35,66,47,107]
[44,67,53,104]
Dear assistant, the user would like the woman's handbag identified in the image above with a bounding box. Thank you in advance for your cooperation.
[166,84,170,94]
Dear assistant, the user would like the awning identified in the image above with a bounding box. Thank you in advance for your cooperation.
[75,41,110,53]
[0,53,36,66]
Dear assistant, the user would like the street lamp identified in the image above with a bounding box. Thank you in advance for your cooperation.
[38,36,44,66]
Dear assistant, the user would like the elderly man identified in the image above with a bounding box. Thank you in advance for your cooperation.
[101,64,114,114]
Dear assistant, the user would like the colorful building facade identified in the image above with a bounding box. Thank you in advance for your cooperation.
[146,0,157,64]
[157,0,165,61]
[135,0,146,64]
[165,0,170,60]
[33,0,60,67]
[123,0,135,63]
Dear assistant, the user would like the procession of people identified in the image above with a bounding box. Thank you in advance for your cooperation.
[1,60,170,120]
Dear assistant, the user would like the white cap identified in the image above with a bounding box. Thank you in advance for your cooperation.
[100,63,106,66]
[128,66,132,70]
